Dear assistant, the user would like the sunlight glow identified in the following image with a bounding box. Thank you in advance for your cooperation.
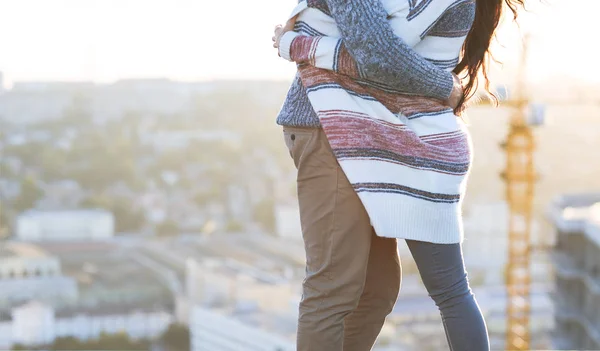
[0,0,597,85]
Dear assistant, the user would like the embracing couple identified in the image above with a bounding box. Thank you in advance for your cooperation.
[271,0,525,350]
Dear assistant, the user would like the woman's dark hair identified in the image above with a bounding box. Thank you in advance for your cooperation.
[453,0,525,112]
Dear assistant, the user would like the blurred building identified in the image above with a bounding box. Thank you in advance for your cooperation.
[0,240,177,349]
[0,79,193,125]
[226,185,252,224]
[275,203,301,240]
[184,258,295,312]
[0,71,5,95]
[548,193,600,350]
[462,201,550,286]
[16,209,114,241]
[190,306,295,351]
[0,300,172,349]
[387,277,554,351]
[0,242,77,305]
[183,254,300,351]
[0,87,73,124]
[138,129,241,151]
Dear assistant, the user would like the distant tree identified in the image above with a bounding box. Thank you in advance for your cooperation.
[12,176,43,212]
[254,199,276,234]
[81,194,112,209]
[0,162,14,178]
[39,148,68,180]
[225,220,244,233]
[0,201,10,239]
[62,93,93,125]
[81,195,145,233]
[50,336,83,350]
[4,142,46,167]
[10,343,28,350]
[95,332,149,350]
[109,198,146,233]
[161,323,191,351]
[193,192,212,207]
[156,219,180,237]
[65,127,139,191]
[49,333,149,351]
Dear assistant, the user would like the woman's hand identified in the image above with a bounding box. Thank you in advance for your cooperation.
[272,16,298,49]
[446,73,464,109]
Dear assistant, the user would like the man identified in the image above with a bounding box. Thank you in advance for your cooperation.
[272,0,464,349]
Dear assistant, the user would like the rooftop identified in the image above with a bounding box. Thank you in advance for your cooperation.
[0,242,49,260]
[54,300,173,318]
[0,300,173,321]
[19,209,113,219]
[33,242,172,306]
[548,193,600,247]
[194,305,297,342]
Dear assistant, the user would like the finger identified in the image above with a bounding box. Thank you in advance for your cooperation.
[272,36,276,42]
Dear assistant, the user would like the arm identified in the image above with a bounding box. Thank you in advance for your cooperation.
[279,32,362,82]
[293,0,455,100]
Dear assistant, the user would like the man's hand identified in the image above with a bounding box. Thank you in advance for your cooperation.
[446,73,464,109]
[272,15,298,49]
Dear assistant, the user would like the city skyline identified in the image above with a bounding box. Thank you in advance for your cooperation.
[0,0,598,86]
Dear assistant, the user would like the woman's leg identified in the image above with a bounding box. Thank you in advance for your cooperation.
[406,240,490,351]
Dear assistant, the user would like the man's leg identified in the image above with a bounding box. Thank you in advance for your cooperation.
[343,233,401,351]
[283,127,376,351]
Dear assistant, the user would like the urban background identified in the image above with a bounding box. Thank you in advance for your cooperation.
[0,0,599,350]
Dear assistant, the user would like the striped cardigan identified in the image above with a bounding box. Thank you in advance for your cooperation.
[279,0,475,244]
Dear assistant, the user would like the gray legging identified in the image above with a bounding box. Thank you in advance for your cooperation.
[406,240,490,351]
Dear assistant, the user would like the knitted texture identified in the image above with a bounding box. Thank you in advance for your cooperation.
[280,0,476,244]
[276,0,473,128]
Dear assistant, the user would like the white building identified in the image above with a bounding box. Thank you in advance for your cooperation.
[275,203,302,240]
[11,302,55,346]
[16,210,114,241]
[0,242,77,304]
[185,258,295,312]
[227,185,252,224]
[191,306,295,351]
[0,301,172,349]
[547,193,600,350]
[54,307,172,342]
[184,256,299,351]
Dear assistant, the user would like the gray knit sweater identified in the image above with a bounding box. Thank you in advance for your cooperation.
[277,0,473,128]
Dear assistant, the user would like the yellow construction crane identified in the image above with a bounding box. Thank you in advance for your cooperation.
[500,34,538,351]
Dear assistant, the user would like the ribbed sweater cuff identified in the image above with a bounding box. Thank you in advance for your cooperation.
[279,32,301,62]
[438,74,454,101]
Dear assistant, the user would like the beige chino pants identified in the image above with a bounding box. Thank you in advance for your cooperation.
[283,127,402,351]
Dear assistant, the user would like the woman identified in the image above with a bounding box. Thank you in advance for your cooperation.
[272,0,524,350]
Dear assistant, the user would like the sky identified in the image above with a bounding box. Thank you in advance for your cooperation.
[0,0,597,86]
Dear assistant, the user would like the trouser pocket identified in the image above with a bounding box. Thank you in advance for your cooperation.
[283,127,317,169]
